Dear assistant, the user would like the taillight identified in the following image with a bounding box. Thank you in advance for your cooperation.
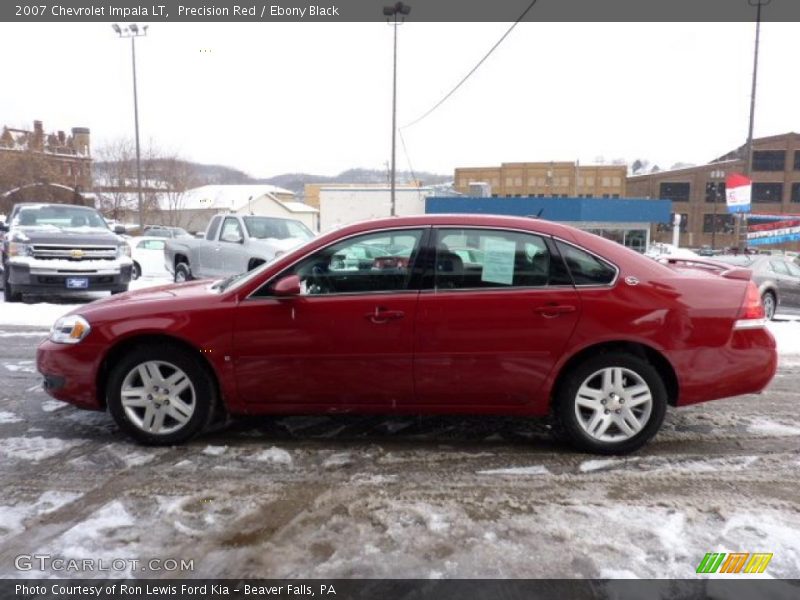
[734,281,765,328]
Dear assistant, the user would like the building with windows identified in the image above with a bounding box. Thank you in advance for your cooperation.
[626,132,800,249]
[454,162,627,198]
[0,120,91,196]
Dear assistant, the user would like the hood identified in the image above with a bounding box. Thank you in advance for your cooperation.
[12,226,123,246]
[72,280,215,319]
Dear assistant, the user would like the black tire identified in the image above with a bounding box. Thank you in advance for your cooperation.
[552,352,667,455]
[110,286,128,295]
[174,262,192,283]
[132,262,141,280]
[2,268,21,302]
[107,343,217,445]
[762,291,776,321]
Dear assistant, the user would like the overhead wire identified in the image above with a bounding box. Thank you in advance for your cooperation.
[400,0,541,131]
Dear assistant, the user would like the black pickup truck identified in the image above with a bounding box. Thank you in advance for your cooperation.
[0,203,133,302]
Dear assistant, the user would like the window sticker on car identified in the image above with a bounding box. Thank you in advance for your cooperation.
[481,238,516,286]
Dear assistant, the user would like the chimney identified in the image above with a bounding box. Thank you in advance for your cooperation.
[57,130,66,145]
[71,127,91,156]
[32,120,44,151]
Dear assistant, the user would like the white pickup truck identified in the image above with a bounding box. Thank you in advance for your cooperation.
[164,214,314,282]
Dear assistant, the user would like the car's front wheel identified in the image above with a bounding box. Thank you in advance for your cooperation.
[174,262,192,283]
[2,268,21,303]
[107,344,217,445]
[553,352,667,455]
[131,262,141,280]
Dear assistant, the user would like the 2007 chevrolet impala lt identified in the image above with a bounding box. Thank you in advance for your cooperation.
[36,215,777,454]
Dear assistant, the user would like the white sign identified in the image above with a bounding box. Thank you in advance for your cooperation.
[481,238,516,286]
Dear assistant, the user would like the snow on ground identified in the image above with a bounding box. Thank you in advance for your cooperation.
[0,411,23,424]
[0,436,80,461]
[0,277,170,327]
[0,491,83,542]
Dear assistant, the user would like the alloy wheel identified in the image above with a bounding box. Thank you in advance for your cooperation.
[120,360,196,435]
[574,367,653,443]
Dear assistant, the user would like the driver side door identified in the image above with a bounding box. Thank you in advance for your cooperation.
[232,227,428,408]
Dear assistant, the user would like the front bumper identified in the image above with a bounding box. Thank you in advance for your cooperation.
[6,259,132,293]
[36,340,104,410]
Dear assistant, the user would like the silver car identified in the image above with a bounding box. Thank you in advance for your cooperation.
[712,255,800,320]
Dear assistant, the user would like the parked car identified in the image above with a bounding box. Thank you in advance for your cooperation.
[706,254,800,320]
[142,225,192,239]
[37,214,776,454]
[127,236,170,280]
[1,203,133,302]
[164,214,314,283]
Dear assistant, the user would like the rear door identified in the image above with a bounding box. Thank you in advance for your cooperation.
[412,227,581,409]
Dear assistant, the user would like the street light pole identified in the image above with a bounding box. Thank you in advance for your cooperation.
[739,0,770,251]
[383,2,410,217]
[113,23,148,230]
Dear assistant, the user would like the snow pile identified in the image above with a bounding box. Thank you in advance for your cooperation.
[747,419,800,437]
[0,436,79,461]
[0,411,23,424]
[478,465,550,476]
[0,491,83,541]
[249,446,293,465]
[202,445,228,456]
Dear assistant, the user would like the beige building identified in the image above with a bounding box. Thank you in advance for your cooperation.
[626,132,800,249]
[304,181,423,210]
[454,162,627,198]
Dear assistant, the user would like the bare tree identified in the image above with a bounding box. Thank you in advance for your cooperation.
[93,138,137,222]
[157,156,199,227]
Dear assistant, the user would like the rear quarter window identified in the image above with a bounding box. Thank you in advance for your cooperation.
[556,241,617,285]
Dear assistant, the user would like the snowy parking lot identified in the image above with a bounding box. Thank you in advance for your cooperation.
[1,283,799,579]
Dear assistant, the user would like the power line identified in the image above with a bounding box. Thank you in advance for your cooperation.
[398,128,418,186]
[401,0,540,130]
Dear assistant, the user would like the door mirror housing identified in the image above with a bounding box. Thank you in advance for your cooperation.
[0,221,8,232]
[113,224,126,234]
[273,274,301,297]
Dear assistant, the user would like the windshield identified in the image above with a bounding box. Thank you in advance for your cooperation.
[13,206,109,230]
[243,217,314,241]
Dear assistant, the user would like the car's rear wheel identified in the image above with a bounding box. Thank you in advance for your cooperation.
[107,344,216,445]
[762,291,776,321]
[174,262,192,283]
[553,352,667,455]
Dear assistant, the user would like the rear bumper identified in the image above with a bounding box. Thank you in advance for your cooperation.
[677,327,778,406]
[36,340,104,410]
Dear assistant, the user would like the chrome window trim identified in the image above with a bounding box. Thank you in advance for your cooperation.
[243,225,429,301]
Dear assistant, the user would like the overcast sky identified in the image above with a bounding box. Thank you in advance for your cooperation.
[1,21,798,179]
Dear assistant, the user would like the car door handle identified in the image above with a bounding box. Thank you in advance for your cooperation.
[535,303,577,318]
[365,307,405,324]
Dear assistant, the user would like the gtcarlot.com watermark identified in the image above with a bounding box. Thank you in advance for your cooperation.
[15,554,194,573]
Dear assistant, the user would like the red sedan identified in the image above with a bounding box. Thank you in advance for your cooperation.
[37,215,777,454]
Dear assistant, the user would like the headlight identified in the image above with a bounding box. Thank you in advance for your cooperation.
[118,243,131,258]
[50,315,92,345]
[8,242,32,257]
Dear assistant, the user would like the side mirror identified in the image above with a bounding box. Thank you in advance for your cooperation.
[114,225,126,234]
[273,274,301,297]
[0,223,8,233]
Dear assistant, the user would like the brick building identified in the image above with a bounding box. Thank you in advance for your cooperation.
[626,132,800,249]
[0,120,92,205]
[454,162,627,198]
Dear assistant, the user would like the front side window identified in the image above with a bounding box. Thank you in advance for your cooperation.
[433,228,571,290]
[138,239,166,250]
[243,217,314,241]
[220,217,244,243]
[255,229,424,297]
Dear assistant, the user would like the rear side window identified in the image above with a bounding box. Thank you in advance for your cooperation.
[433,228,568,290]
[205,217,222,241]
[555,241,617,285]
[770,260,790,275]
